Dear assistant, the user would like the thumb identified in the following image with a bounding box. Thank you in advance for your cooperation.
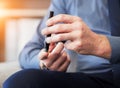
[38,49,48,60]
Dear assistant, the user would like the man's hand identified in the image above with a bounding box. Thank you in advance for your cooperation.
[41,14,111,59]
[38,42,71,72]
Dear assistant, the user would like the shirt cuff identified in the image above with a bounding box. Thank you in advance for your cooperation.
[107,36,120,64]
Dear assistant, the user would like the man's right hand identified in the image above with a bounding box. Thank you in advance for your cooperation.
[38,42,71,72]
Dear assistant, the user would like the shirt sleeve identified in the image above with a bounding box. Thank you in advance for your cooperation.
[19,0,66,69]
[107,36,120,64]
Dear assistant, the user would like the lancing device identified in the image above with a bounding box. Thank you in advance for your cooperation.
[45,11,54,52]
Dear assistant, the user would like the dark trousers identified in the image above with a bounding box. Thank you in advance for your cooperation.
[3,69,115,88]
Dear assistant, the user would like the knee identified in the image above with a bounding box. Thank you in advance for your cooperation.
[3,69,44,88]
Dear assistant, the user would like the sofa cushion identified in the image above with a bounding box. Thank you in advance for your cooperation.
[0,61,21,88]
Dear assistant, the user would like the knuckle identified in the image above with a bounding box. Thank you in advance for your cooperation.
[78,17,82,21]
[78,41,83,47]
[75,41,83,48]
[77,30,83,38]
[45,61,51,67]
[46,27,50,32]
[53,52,60,56]
[62,53,67,58]
[72,25,85,41]
[58,34,63,41]
[50,66,56,71]
[54,25,60,30]
[58,68,64,72]
[72,46,76,51]
[74,16,82,21]
[58,14,65,20]
[57,69,61,72]
[58,24,63,29]
[76,22,83,29]
[54,25,63,33]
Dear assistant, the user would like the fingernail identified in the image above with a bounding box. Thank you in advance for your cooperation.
[45,37,51,43]
[46,21,49,26]
[46,20,52,26]
[41,28,48,35]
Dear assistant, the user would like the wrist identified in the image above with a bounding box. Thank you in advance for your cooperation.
[93,34,111,59]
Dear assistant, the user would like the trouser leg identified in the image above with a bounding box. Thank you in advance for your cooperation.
[3,69,115,88]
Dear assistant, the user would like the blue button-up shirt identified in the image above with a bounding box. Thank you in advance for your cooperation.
[19,0,113,73]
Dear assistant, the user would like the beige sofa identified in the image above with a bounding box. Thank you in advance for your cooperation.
[0,61,21,88]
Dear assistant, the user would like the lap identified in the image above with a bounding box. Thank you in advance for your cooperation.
[3,69,115,88]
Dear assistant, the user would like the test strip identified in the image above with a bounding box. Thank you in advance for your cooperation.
[45,11,54,52]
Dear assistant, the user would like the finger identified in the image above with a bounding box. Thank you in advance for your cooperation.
[65,40,83,53]
[48,34,56,53]
[38,49,48,60]
[48,42,56,53]
[58,55,71,72]
[46,14,81,26]
[44,42,64,67]
[49,51,67,70]
[40,60,45,69]
[50,42,64,54]
[45,33,72,43]
[41,24,72,35]
[64,41,77,51]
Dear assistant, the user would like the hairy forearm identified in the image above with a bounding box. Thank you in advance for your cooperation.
[93,34,112,59]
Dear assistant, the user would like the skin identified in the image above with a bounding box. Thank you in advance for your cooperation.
[39,14,112,72]
[38,42,71,72]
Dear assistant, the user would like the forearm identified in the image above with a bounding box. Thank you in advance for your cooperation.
[19,48,40,69]
[94,34,120,64]
[92,34,112,59]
